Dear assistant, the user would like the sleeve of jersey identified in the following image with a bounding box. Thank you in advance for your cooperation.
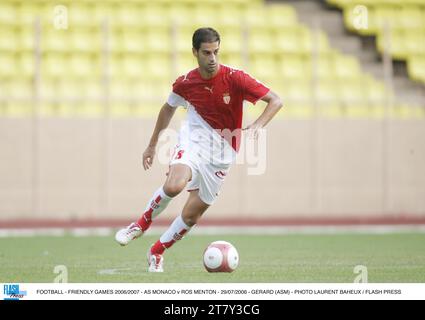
[240,72,270,105]
[167,76,188,108]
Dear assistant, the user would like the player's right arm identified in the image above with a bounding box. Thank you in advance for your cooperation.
[143,103,177,170]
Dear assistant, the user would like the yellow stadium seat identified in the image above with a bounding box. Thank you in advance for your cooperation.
[92,3,114,25]
[315,81,339,105]
[119,30,145,53]
[19,27,35,51]
[68,54,101,79]
[249,56,279,81]
[41,54,68,79]
[373,7,398,31]
[220,54,245,70]
[333,54,362,79]
[243,5,268,29]
[191,5,220,27]
[143,55,173,80]
[110,80,132,101]
[175,28,194,53]
[166,5,194,28]
[219,28,243,54]
[274,28,303,54]
[144,28,172,54]
[117,54,145,79]
[68,3,96,27]
[278,56,311,80]
[176,53,197,76]
[71,29,102,53]
[302,29,332,55]
[285,80,312,105]
[404,32,425,55]
[42,29,72,53]
[0,27,19,52]
[364,75,389,105]
[2,78,32,101]
[142,4,170,28]
[130,80,170,102]
[0,3,18,25]
[1,102,32,117]
[265,4,298,28]
[312,53,337,80]
[343,5,376,36]
[248,30,275,54]
[376,30,407,60]
[338,79,367,105]
[17,53,35,78]
[114,3,145,27]
[398,7,425,29]
[217,5,243,28]
[0,53,18,78]
[408,56,425,84]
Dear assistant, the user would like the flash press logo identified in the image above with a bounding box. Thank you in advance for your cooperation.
[3,284,27,300]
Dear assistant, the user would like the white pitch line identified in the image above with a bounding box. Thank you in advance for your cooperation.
[1,225,425,238]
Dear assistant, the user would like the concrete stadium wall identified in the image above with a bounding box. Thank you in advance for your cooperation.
[1,116,424,222]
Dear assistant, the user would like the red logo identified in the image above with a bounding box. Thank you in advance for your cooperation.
[175,150,184,160]
[215,171,227,179]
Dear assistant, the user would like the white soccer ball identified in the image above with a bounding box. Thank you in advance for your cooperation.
[203,241,239,273]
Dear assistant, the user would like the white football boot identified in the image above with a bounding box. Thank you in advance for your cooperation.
[115,222,143,246]
[147,249,164,273]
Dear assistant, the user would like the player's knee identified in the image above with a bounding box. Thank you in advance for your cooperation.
[163,178,187,197]
[182,215,199,227]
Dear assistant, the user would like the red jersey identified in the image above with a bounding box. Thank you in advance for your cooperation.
[169,65,269,150]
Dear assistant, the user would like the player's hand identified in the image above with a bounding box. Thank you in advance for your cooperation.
[243,123,263,140]
[142,146,156,170]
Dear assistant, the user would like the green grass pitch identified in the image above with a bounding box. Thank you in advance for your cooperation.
[1,233,424,283]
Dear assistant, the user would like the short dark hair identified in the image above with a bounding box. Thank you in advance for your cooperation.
[192,27,220,51]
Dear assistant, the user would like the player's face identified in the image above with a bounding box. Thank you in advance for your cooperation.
[193,42,220,75]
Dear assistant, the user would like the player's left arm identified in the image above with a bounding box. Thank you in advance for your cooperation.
[243,90,283,138]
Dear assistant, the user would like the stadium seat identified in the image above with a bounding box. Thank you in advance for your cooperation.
[0,27,19,52]
[333,54,362,79]
[71,29,102,53]
[265,4,298,28]
[249,55,279,81]
[119,30,145,53]
[277,56,311,80]
[42,29,73,53]
[274,27,304,54]
[0,3,18,25]
[364,75,389,105]
[144,28,172,54]
[316,81,339,105]
[220,28,243,55]
[220,54,245,70]
[408,56,425,84]
[338,79,367,106]
[248,30,275,54]
[0,53,18,78]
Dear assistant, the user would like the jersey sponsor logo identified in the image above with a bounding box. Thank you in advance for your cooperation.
[223,93,231,104]
[215,170,227,179]
[204,86,213,93]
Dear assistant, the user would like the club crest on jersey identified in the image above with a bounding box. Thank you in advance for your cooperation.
[223,93,231,104]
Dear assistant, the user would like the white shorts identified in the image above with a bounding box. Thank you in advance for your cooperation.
[169,143,230,205]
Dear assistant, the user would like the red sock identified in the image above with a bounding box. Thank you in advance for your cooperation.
[137,187,172,232]
[150,215,191,255]
[150,240,166,255]
[137,207,154,232]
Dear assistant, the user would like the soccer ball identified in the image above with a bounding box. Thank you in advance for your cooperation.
[203,241,239,273]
